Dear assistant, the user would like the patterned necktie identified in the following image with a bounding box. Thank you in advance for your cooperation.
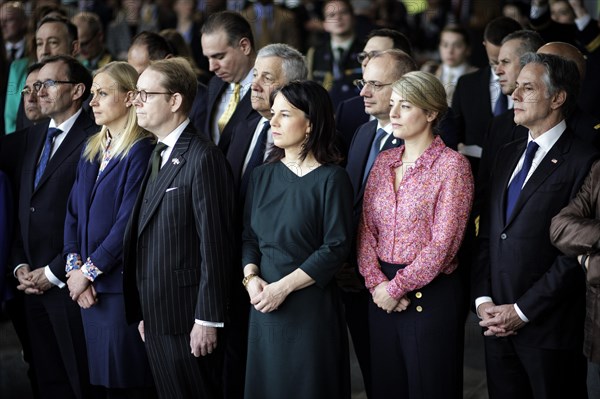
[494,92,508,116]
[218,83,241,133]
[241,120,270,196]
[149,142,167,182]
[362,128,387,185]
[505,141,539,220]
[34,127,62,188]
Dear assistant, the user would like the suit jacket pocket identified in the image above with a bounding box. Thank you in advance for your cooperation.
[164,185,188,198]
[535,182,566,193]
[175,268,200,287]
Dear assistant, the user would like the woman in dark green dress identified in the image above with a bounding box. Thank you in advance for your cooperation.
[242,81,353,399]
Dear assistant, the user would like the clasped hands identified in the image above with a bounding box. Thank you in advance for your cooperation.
[246,276,288,313]
[65,269,97,309]
[478,302,525,337]
[372,281,410,313]
[16,266,52,295]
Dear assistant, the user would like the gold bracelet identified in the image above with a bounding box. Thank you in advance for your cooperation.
[242,273,258,288]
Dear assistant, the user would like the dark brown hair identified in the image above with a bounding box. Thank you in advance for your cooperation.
[268,80,342,165]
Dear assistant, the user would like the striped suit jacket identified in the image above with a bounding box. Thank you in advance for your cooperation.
[123,126,236,335]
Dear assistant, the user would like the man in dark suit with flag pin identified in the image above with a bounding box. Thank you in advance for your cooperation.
[123,57,235,398]
[474,53,597,399]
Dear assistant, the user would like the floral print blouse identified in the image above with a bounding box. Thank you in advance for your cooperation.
[357,136,474,300]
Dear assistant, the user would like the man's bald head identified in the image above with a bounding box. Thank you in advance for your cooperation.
[537,42,585,82]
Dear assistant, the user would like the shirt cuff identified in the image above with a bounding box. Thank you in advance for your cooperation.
[13,263,29,278]
[65,253,82,272]
[575,14,591,31]
[475,296,493,318]
[195,319,224,328]
[385,278,403,300]
[81,258,103,282]
[44,266,65,288]
[514,303,529,323]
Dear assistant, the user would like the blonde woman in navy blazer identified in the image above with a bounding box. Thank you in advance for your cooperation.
[63,62,156,398]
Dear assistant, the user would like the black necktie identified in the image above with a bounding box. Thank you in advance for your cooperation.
[150,142,167,182]
[241,121,270,196]
[333,47,345,80]
[34,128,62,188]
[9,47,18,62]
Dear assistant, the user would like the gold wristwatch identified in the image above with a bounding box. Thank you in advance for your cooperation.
[242,273,258,287]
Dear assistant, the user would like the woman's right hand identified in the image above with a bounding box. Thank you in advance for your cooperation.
[77,285,97,309]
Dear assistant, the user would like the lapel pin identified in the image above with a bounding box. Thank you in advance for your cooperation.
[392,139,397,145]
[172,158,180,165]
[551,159,558,164]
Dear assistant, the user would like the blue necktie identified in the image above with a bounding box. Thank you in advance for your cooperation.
[362,128,387,185]
[494,92,508,116]
[505,141,539,220]
[241,121,270,196]
[34,127,62,188]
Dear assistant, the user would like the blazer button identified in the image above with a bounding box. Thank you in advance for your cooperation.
[415,292,422,299]
[30,207,35,212]
[416,306,423,312]
[500,233,507,240]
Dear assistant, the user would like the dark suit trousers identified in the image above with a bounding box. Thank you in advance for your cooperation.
[341,289,372,397]
[369,263,463,399]
[145,330,224,399]
[25,286,90,399]
[484,336,587,399]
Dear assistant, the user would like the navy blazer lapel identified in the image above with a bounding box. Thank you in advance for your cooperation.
[346,120,377,200]
[79,161,98,243]
[88,159,105,203]
[35,112,93,191]
[93,154,117,189]
[227,113,262,186]
[505,133,570,227]
[208,79,228,122]
[498,139,526,227]
[137,131,191,235]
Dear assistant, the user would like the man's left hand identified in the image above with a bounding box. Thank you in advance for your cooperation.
[27,268,53,293]
[190,324,217,357]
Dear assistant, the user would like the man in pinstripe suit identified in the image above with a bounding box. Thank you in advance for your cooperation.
[123,57,236,399]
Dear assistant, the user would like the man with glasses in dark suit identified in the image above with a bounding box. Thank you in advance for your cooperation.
[124,58,235,398]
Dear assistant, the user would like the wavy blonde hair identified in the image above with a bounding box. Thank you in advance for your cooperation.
[83,62,152,162]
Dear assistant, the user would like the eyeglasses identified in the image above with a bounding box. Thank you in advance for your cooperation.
[32,79,78,91]
[353,79,393,92]
[21,87,36,97]
[132,89,173,103]
[356,51,380,64]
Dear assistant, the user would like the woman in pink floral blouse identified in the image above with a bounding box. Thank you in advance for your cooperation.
[357,71,473,399]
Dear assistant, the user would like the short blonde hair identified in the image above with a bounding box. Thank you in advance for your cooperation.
[83,62,152,162]
[391,71,448,127]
